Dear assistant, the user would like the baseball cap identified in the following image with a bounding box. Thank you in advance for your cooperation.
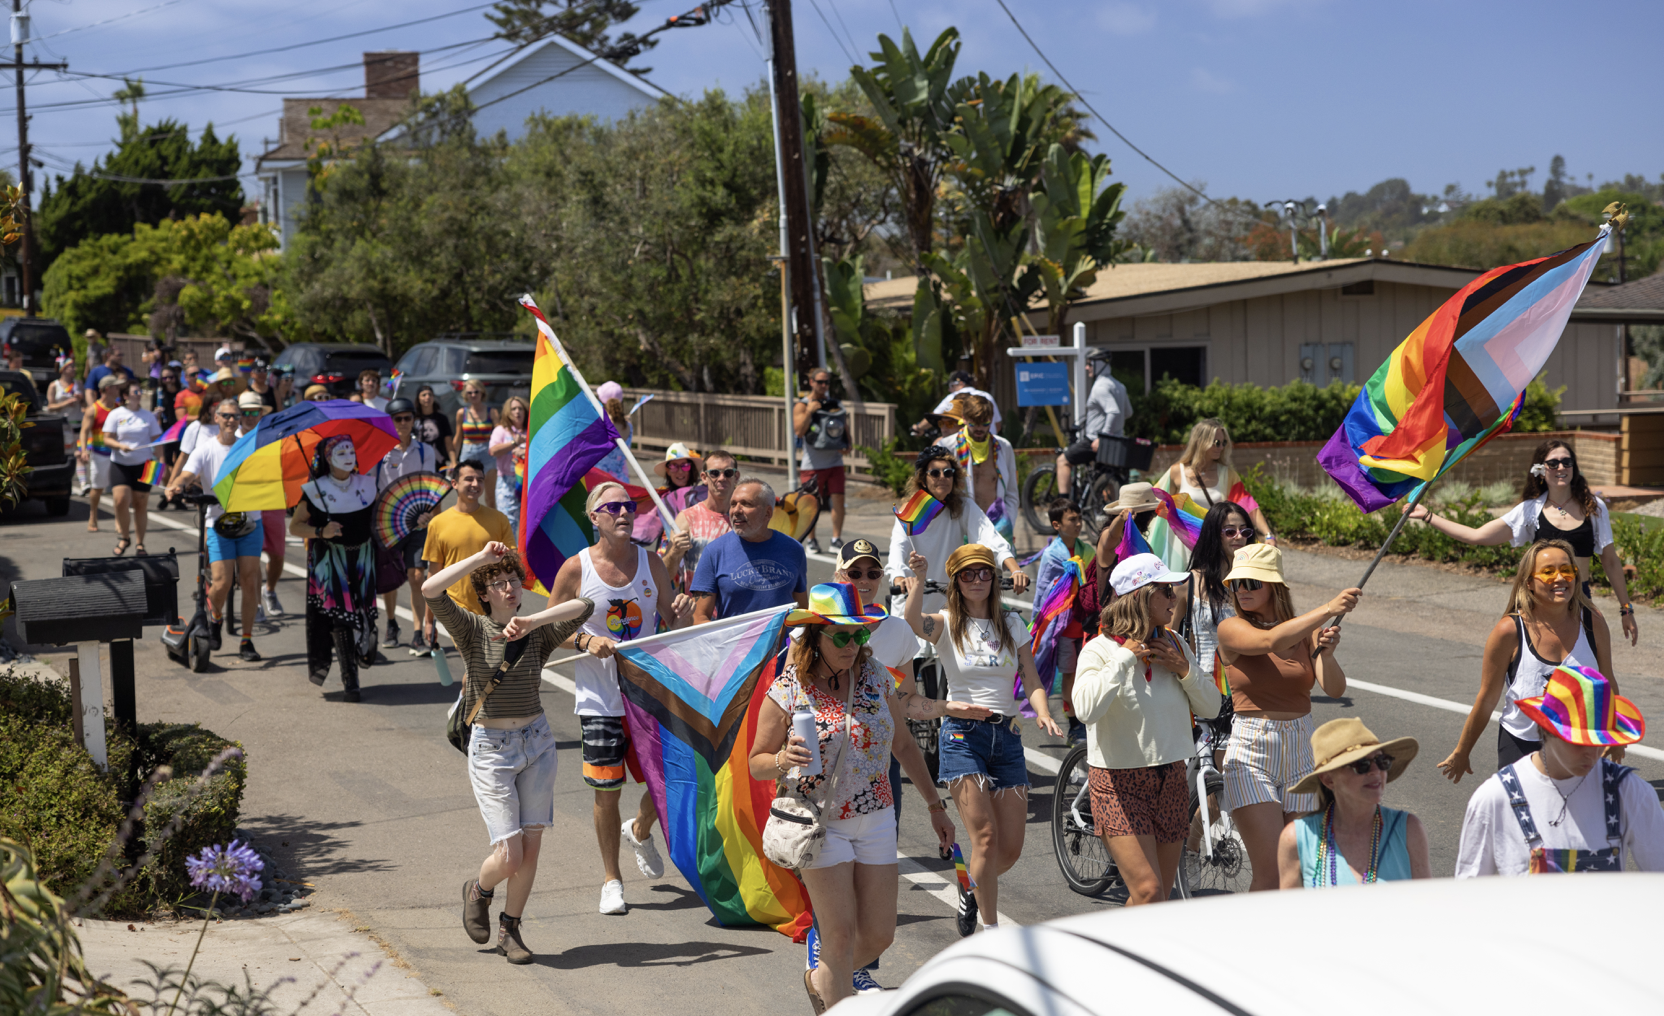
[1109,553,1187,596]
[214,345,234,361]
[97,374,125,390]
[836,538,882,570]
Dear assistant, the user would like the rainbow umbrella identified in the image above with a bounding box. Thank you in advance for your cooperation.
[212,399,398,511]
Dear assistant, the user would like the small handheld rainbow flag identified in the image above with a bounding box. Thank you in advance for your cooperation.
[235,356,254,375]
[137,459,166,486]
[893,490,944,536]
[1213,649,1230,697]
[951,843,975,891]
[158,418,190,446]
[1152,488,1206,549]
[384,369,402,397]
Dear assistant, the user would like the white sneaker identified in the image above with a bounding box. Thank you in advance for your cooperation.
[621,819,664,879]
[262,589,284,617]
[599,879,627,915]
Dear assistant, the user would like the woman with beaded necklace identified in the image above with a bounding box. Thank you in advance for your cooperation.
[1277,717,1430,888]
[290,434,380,701]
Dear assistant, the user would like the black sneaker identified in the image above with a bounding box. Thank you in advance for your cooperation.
[829,537,844,551]
[805,536,822,554]
[381,621,400,649]
[342,688,361,703]
[209,615,223,651]
[238,639,261,662]
[955,884,978,938]
[1068,718,1087,745]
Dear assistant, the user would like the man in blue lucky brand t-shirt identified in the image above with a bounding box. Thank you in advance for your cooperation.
[690,476,808,622]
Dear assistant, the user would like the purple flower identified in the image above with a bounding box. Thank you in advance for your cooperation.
[185,839,265,903]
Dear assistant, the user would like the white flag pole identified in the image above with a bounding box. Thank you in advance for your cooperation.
[519,294,677,530]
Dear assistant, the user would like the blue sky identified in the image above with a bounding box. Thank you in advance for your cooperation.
[9,0,1661,209]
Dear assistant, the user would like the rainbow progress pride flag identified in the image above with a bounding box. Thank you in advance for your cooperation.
[615,608,812,939]
[1318,229,1609,512]
[517,294,620,596]
[893,490,944,536]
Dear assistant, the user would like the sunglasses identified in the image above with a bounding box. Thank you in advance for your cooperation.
[215,414,239,422]
[594,500,639,515]
[1534,564,1578,583]
[392,415,415,424]
[843,568,884,581]
[927,467,958,479]
[1149,582,1176,598]
[1343,754,1394,775]
[1542,457,1574,470]
[827,628,871,648]
[1220,526,1254,539]
[956,566,995,582]
[1231,578,1265,593]
[240,409,262,416]
[706,468,738,479]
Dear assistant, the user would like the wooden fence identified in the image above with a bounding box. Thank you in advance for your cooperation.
[621,388,895,478]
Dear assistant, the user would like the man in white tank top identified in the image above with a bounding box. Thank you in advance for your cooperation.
[548,481,694,916]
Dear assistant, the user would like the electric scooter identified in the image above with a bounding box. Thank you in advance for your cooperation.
[160,491,221,672]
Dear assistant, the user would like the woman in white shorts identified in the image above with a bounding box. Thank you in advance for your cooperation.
[750,582,959,1013]
[1216,544,1358,891]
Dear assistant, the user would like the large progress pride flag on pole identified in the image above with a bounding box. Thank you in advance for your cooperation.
[1318,226,1611,512]
[615,608,813,940]
[517,294,620,595]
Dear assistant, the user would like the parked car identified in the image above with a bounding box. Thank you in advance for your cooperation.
[0,369,72,515]
[270,343,393,398]
[831,875,1664,1015]
[391,335,533,416]
[0,317,74,392]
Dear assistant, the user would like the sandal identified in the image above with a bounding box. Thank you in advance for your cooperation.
[803,969,826,1015]
[112,536,130,556]
[134,544,147,556]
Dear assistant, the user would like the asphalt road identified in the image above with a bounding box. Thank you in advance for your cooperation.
[3,493,1661,1016]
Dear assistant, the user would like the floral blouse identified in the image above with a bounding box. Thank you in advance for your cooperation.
[767,657,895,820]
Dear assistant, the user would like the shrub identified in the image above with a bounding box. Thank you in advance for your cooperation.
[1127,377,1360,445]
[1608,516,1664,602]
[859,437,916,497]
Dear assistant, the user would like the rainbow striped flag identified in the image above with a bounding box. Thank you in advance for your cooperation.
[615,607,813,940]
[893,490,944,536]
[137,459,166,486]
[517,294,621,596]
[235,356,254,375]
[1026,554,1083,698]
[951,842,975,891]
[384,369,402,397]
[1152,489,1206,549]
[1113,508,1152,563]
[1318,228,1610,512]
[157,417,190,446]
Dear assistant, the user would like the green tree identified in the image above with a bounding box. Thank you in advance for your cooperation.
[1029,145,1136,338]
[34,116,242,276]
[486,0,657,71]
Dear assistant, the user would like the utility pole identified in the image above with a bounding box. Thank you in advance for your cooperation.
[765,0,819,382]
[4,4,66,316]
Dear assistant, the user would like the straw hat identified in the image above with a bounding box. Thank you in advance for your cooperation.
[1518,665,1645,747]
[945,543,997,578]
[209,367,238,385]
[653,441,702,477]
[1289,717,1419,796]
[1105,481,1161,514]
[785,582,887,626]
[303,384,331,400]
[1224,543,1286,586]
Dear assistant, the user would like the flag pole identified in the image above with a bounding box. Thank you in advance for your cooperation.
[519,294,677,530]
[1311,479,1434,657]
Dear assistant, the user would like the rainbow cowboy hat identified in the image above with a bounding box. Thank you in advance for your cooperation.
[1517,665,1645,747]
[784,582,887,627]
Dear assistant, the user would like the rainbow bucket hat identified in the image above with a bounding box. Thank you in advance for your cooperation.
[784,582,887,627]
[1516,664,1645,747]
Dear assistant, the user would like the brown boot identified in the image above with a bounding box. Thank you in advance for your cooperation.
[462,879,493,944]
[496,913,533,965]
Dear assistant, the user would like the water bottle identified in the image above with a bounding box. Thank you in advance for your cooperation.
[790,709,821,775]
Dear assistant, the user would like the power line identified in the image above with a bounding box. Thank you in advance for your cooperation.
[31,0,198,42]
[823,0,864,63]
[804,0,858,66]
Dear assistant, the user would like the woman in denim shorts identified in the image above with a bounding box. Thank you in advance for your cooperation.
[422,541,592,965]
[903,544,1063,938]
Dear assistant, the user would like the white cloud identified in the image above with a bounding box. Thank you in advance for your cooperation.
[1190,67,1235,94]
[1096,2,1157,35]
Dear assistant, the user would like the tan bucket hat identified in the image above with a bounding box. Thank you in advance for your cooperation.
[1105,481,1161,514]
[1224,542,1286,586]
[1290,717,1419,796]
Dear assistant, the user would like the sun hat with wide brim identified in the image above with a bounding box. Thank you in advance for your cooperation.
[1224,542,1286,586]
[785,582,887,626]
[209,367,239,385]
[1290,717,1420,796]
[1105,481,1161,514]
[1517,664,1645,747]
[653,441,703,477]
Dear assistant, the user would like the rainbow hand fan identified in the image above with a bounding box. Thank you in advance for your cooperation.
[373,471,452,549]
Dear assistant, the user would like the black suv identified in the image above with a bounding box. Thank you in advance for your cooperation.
[0,317,74,391]
[391,336,533,415]
[0,369,72,515]
[270,343,393,398]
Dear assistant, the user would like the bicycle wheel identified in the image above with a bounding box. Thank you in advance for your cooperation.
[1084,472,1120,530]
[1178,772,1252,898]
[1021,463,1060,536]
[1050,744,1117,896]
[910,659,945,783]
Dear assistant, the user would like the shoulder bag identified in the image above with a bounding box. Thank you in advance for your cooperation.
[762,669,856,870]
[446,636,528,754]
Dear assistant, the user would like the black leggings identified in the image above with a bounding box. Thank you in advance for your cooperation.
[306,605,371,691]
[1497,726,1540,769]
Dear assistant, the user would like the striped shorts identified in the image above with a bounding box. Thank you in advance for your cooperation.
[1222,714,1318,814]
[581,715,631,790]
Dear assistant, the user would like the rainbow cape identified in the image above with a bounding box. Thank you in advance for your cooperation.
[1144,487,1209,573]
[137,458,166,486]
[1026,553,1083,698]
[893,490,944,536]
[615,607,812,939]
[517,294,621,596]
[1318,229,1609,512]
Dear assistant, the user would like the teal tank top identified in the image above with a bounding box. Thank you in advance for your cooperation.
[1295,806,1413,886]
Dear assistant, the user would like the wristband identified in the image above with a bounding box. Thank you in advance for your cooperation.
[927,800,948,814]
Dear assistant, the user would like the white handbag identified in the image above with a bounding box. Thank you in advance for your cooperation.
[761,671,855,870]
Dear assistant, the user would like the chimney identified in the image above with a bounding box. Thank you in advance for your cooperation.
[363,51,419,99]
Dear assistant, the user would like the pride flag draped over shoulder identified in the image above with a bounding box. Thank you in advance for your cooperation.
[614,608,813,939]
[1318,226,1612,511]
[517,294,621,596]
[1026,554,1083,696]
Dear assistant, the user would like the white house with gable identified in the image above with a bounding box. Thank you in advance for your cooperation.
[256,39,668,250]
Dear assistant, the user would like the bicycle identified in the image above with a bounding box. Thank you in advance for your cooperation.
[1020,422,1154,537]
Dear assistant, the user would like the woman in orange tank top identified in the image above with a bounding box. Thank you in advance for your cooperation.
[1216,543,1360,891]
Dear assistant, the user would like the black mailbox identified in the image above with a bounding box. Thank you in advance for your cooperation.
[62,550,179,627]
[13,571,147,645]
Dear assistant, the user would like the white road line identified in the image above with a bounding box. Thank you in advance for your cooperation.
[897,854,1014,927]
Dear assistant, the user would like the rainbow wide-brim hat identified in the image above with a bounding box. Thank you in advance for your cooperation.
[785,582,887,627]
[1517,664,1645,747]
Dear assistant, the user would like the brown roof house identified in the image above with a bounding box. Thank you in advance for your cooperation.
[253,52,420,250]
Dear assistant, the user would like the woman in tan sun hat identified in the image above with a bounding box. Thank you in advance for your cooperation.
[1216,543,1361,890]
[1081,482,1165,634]
[1276,717,1429,888]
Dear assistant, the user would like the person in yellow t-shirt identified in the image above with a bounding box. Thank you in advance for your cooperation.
[422,458,514,636]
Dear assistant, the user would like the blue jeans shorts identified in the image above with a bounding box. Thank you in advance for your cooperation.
[206,525,264,563]
[938,715,1030,792]
[468,714,558,845]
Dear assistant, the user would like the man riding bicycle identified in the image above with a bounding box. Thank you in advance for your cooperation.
[1055,350,1132,497]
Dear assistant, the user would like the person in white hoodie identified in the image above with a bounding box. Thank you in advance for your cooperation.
[886,445,1027,615]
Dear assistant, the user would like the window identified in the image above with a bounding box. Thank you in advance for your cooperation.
[464,349,534,374]
[1107,350,1146,394]
[324,350,393,375]
[397,347,434,375]
[1150,346,1206,388]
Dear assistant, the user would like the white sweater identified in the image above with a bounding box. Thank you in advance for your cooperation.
[1072,634,1219,770]
[886,499,1016,610]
